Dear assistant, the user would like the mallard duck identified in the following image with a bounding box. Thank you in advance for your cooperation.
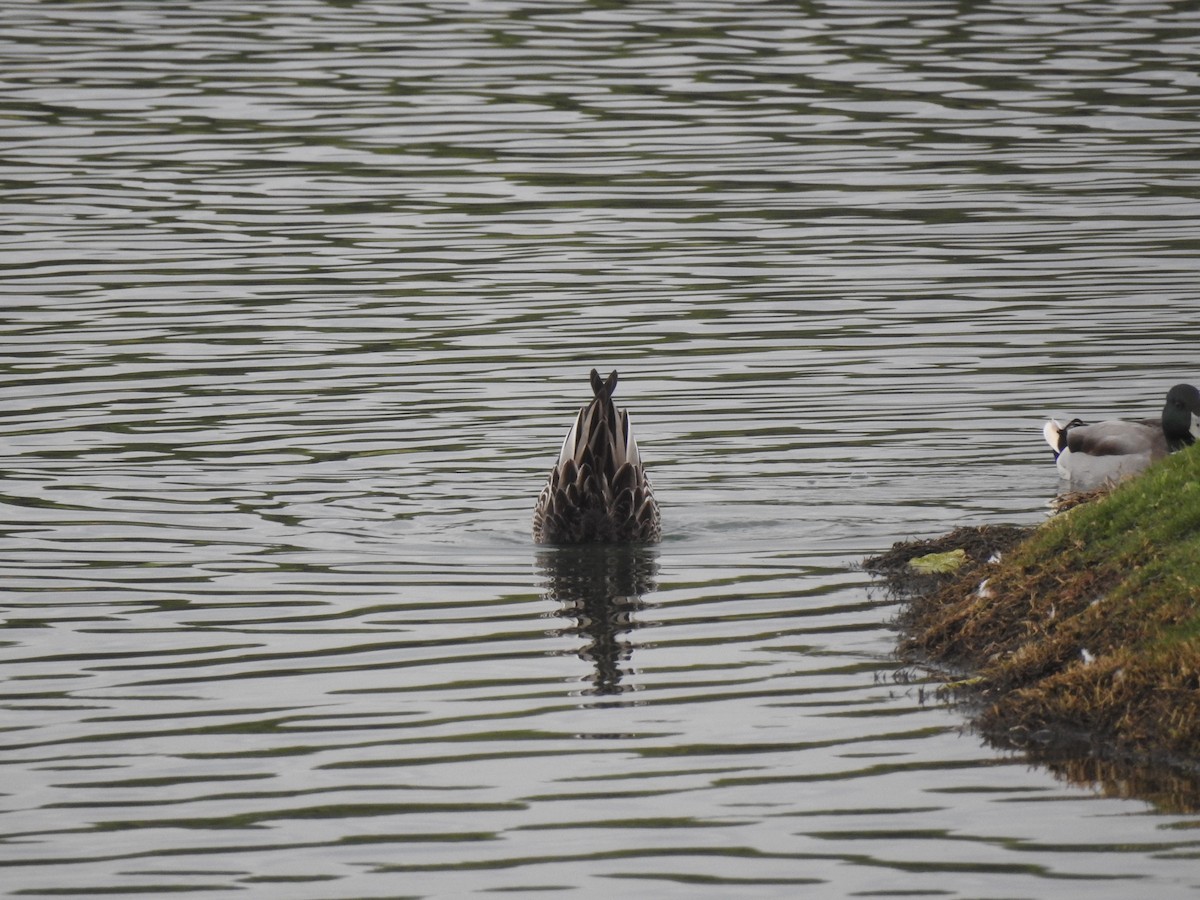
[532,369,661,545]
[1043,383,1200,486]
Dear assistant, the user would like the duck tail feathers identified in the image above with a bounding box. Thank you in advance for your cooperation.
[1044,417,1088,458]
[557,408,584,466]
[1043,419,1067,457]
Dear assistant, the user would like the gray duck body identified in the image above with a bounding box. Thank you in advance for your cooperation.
[532,369,661,545]
[1043,383,1200,487]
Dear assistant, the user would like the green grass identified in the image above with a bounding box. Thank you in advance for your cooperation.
[900,442,1200,763]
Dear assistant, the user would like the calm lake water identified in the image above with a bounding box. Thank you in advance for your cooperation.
[4,1,1200,897]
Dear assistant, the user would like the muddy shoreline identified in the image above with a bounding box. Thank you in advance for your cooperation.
[867,446,1200,811]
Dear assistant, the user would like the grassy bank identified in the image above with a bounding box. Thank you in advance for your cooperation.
[877,442,1200,768]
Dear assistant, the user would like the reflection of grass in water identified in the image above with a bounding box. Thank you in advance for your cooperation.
[876,443,1200,806]
[1022,745,1200,815]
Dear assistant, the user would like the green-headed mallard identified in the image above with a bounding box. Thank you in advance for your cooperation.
[532,369,660,545]
[1043,383,1200,486]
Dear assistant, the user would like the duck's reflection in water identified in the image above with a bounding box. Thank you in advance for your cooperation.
[537,544,659,696]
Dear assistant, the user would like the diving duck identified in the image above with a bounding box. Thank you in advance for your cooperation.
[1043,383,1200,486]
[532,369,661,544]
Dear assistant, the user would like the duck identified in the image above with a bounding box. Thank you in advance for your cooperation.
[1043,383,1200,486]
[533,369,661,545]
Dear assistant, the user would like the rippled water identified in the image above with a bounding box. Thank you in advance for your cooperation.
[4,1,1200,897]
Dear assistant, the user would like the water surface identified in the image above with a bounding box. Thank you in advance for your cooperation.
[4,1,1200,897]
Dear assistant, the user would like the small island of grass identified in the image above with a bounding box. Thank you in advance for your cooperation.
[869,442,1200,792]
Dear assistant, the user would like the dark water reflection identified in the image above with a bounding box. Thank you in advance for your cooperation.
[539,545,658,696]
[4,0,1200,897]
[1003,737,1200,817]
